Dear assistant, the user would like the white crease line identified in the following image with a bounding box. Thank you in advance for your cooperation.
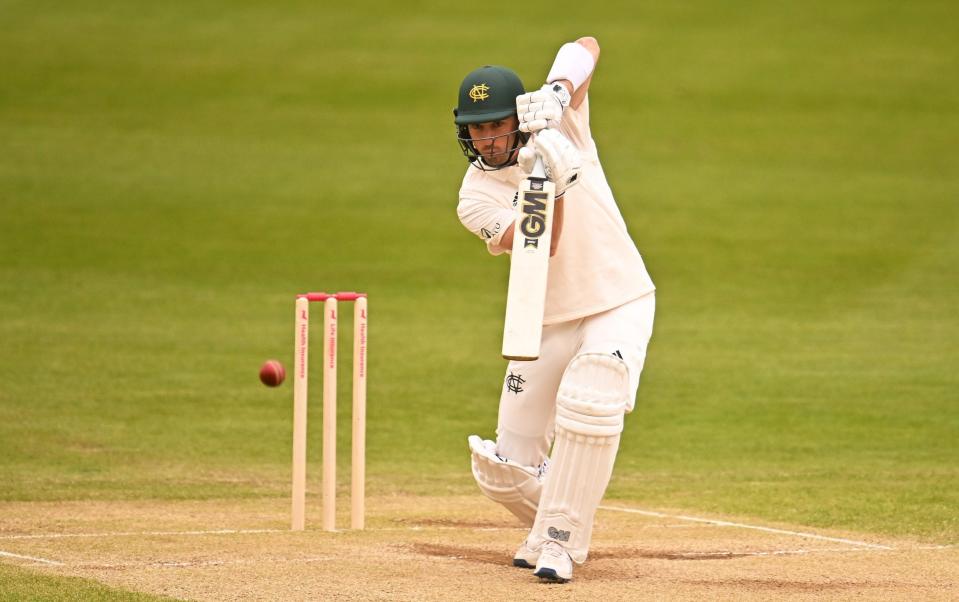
[670,548,810,558]
[599,505,895,550]
[0,550,64,566]
[0,528,283,541]
[0,526,526,540]
[4,521,945,554]
[74,556,335,570]
[664,547,888,559]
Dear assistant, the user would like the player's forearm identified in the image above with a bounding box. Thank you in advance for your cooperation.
[549,197,564,257]
[498,223,515,252]
[515,38,599,133]
[548,37,600,110]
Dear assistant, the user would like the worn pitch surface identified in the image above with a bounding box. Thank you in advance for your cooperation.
[1,496,955,601]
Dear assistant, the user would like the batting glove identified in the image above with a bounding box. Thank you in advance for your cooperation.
[516,83,572,134]
[534,129,581,197]
[516,146,537,174]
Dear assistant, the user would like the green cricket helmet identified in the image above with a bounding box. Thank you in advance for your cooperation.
[453,65,529,170]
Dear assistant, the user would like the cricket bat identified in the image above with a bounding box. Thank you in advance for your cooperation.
[502,155,555,361]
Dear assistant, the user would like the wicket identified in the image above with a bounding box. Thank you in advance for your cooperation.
[291,291,367,532]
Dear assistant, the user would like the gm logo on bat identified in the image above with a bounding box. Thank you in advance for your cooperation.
[520,190,549,249]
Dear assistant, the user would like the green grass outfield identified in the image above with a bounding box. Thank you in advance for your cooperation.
[1,0,957,595]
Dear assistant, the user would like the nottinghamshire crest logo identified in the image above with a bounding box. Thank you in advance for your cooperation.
[505,372,525,394]
[469,83,490,102]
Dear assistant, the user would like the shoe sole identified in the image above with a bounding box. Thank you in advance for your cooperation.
[534,567,569,583]
[513,558,535,569]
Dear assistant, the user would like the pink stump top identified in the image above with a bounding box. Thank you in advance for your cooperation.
[297,291,367,302]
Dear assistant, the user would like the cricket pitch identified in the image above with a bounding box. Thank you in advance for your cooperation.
[1,495,955,601]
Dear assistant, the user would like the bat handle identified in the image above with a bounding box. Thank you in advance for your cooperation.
[532,154,546,179]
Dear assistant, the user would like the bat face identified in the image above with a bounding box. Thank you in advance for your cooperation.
[502,159,555,361]
[519,184,549,248]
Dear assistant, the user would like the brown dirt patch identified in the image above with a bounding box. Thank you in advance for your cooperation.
[411,543,511,566]
[0,496,955,601]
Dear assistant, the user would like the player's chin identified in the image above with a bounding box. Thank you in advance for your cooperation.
[483,151,512,167]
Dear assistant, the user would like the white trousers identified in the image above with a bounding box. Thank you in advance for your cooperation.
[495,293,655,468]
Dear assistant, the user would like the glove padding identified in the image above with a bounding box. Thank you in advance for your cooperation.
[516,146,537,174]
[518,129,581,197]
[516,83,571,134]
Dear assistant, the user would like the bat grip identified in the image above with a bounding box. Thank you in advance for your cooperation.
[532,155,546,179]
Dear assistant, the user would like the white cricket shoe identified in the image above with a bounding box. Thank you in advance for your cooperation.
[512,540,539,569]
[533,541,573,583]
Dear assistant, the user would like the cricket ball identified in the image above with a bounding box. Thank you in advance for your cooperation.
[259,360,286,387]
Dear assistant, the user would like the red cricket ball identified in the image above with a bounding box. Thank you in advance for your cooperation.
[259,359,286,387]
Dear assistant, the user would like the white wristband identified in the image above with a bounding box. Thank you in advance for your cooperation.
[546,42,595,91]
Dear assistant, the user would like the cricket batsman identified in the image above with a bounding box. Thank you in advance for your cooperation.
[454,37,656,582]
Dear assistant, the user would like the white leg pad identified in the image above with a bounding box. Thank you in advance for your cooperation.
[528,353,629,563]
[469,435,545,526]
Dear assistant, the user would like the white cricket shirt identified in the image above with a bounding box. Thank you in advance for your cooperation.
[457,95,655,325]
